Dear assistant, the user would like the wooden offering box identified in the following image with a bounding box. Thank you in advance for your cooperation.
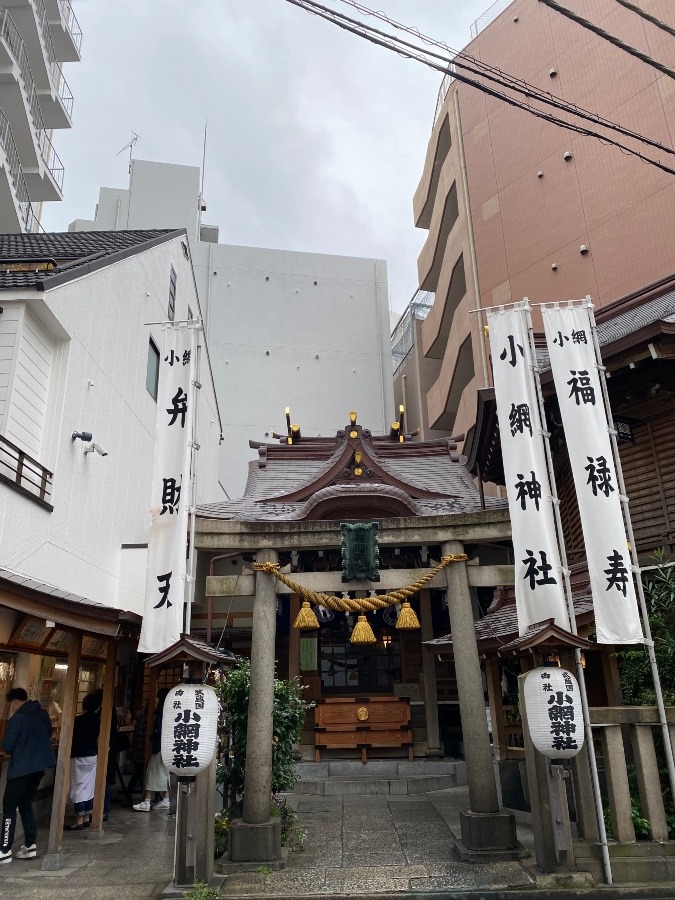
[314,695,413,763]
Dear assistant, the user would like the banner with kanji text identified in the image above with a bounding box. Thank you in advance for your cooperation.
[138,323,198,654]
[487,304,569,634]
[542,303,643,644]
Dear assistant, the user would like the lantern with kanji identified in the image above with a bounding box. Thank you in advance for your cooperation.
[161,683,219,776]
[523,668,584,759]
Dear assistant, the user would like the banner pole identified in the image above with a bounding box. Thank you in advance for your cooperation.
[524,299,613,885]
[184,323,202,638]
[586,298,675,804]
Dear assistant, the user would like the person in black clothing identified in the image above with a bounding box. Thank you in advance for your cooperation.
[1,687,56,863]
[65,692,101,830]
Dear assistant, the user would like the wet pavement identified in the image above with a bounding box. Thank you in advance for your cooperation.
[1,785,674,898]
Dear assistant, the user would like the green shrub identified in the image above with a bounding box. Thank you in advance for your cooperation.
[214,657,312,801]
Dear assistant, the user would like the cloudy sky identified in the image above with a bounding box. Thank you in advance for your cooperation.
[43,0,494,313]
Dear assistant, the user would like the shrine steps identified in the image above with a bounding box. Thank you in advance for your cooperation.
[293,759,466,796]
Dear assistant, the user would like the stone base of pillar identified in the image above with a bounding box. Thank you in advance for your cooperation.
[227,818,282,863]
[425,747,444,759]
[458,808,519,855]
[41,851,66,871]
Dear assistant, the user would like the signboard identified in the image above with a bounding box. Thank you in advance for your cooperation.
[340,522,380,582]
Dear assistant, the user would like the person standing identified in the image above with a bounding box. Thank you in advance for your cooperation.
[133,688,171,812]
[0,688,56,863]
[65,692,100,829]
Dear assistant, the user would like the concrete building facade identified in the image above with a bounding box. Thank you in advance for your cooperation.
[71,160,396,497]
[0,0,80,232]
[407,0,675,445]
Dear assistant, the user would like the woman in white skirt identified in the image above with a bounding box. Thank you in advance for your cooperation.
[66,692,100,829]
[133,688,170,812]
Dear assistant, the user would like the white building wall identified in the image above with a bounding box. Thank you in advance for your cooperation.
[70,161,396,499]
[0,236,222,615]
[194,242,394,495]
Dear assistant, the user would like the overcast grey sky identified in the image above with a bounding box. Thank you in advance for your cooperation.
[43,0,493,313]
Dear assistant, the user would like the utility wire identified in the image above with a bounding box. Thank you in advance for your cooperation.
[332,0,675,159]
[283,0,675,177]
[539,0,675,81]
[612,0,675,40]
[337,0,671,155]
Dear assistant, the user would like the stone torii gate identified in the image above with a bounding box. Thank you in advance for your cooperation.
[194,418,520,862]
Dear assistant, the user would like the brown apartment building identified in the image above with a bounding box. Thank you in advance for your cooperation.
[395,0,675,446]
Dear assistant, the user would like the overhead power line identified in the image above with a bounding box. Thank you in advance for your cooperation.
[612,0,675,41]
[282,0,675,177]
[539,0,675,82]
[335,0,675,160]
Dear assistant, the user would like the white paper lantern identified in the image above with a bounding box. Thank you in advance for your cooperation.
[523,668,584,759]
[161,683,219,776]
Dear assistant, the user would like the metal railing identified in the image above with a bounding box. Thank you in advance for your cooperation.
[0,433,53,507]
[52,59,73,118]
[391,290,435,374]
[0,109,41,232]
[470,0,516,39]
[32,0,75,119]
[0,10,66,189]
[58,0,82,53]
[433,69,454,127]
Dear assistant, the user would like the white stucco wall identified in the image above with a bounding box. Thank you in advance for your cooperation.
[194,242,395,496]
[0,235,222,615]
[69,160,396,498]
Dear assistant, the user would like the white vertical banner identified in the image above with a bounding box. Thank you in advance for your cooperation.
[138,323,198,654]
[487,305,569,634]
[542,303,643,644]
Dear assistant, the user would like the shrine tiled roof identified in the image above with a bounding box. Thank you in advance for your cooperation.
[425,594,596,654]
[0,230,182,290]
[197,425,508,522]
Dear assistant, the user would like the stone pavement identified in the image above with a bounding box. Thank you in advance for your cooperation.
[2,787,675,899]
[219,790,537,897]
[0,804,175,900]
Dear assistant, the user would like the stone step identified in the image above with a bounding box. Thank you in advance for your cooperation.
[294,772,462,795]
[295,758,462,779]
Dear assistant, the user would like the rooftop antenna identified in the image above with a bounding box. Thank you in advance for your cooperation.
[116,131,141,173]
[197,119,207,241]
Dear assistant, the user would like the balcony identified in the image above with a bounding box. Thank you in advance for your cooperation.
[45,0,81,62]
[0,432,53,509]
[6,0,73,126]
[0,108,40,231]
[0,9,64,197]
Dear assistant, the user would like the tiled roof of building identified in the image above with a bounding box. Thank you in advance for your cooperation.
[198,426,508,522]
[425,595,595,654]
[536,289,675,371]
[0,229,183,291]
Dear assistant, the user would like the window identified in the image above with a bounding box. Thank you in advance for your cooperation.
[146,338,160,399]
[168,266,177,322]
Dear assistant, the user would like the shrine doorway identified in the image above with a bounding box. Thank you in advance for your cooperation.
[318,612,402,695]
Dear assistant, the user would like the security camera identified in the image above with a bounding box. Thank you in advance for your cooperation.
[83,442,108,457]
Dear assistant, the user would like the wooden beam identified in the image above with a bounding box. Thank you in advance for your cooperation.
[89,639,117,836]
[42,631,82,870]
